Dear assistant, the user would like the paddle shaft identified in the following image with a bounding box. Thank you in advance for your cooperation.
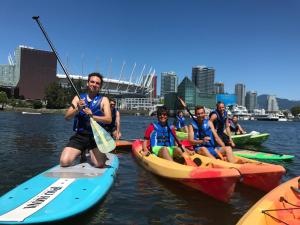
[32,16,81,99]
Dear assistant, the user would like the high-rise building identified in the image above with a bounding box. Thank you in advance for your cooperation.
[161,71,177,97]
[150,75,157,98]
[245,91,257,112]
[267,95,279,112]
[192,65,215,94]
[235,83,246,106]
[214,82,224,94]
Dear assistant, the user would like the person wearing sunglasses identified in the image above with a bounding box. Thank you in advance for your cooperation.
[142,106,189,162]
[61,72,111,168]
[103,98,121,140]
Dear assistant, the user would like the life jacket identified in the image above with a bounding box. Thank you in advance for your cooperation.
[150,122,175,147]
[191,118,215,148]
[104,108,117,128]
[209,110,228,135]
[73,93,104,134]
[174,116,186,129]
[229,119,239,134]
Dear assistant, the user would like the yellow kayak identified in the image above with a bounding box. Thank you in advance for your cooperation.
[132,140,240,202]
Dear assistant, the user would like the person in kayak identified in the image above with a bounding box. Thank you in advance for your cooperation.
[173,110,188,133]
[60,72,111,168]
[103,98,121,140]
[229,115,246,135]
[188,106,236,163]
[209,101,235,147]
[142,106,191,162]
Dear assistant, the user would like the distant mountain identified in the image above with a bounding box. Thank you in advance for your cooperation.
[257,95,300,110]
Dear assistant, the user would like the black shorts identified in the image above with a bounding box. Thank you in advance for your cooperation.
[66,132,97,152]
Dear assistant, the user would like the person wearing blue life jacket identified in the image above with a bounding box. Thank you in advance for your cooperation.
[103,99,121,140]
[173,110,188,133]
[60,72,112,168]
[209,102,235,148]
[142,106,193,162]
[188,106,236,163]
[229,115,246,135]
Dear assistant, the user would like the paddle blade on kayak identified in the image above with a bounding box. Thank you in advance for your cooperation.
[90,118,116,153]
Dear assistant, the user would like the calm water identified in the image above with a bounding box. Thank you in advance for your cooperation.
[0,112,299,225]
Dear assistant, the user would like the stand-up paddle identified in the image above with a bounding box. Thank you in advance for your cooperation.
[32,16,115,153]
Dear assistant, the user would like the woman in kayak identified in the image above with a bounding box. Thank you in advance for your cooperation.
[188,106,236,163]
[142,106,192,162]
[173,110,188,133]
[229,115,246,135]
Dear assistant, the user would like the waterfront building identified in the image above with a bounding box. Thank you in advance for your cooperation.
[192,65,215,94]
[216,94,237,106]
[267,95,279,112]
[0,45,57,99]
[214,82,224,94]
[161,71,178,97]
[164,76,216,111]
[235,83,246,106]
[245,91,257,112]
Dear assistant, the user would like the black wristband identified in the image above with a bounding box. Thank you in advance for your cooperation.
[70,103,76,109]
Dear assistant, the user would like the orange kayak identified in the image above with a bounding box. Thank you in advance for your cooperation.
[181,140,286,191]
[115,140,133,151]
[237,176,300,225]
[132,140,240,202]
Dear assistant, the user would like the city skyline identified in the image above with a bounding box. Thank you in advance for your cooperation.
[1,0,300,100]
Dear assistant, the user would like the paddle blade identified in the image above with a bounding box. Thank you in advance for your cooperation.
[90,118,116,153]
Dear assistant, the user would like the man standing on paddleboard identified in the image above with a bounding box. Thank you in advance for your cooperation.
[60,72,112,168]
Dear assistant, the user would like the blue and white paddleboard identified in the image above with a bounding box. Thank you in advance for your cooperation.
[0,153,118,224]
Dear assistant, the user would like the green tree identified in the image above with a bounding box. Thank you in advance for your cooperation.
[33,100,43,109]
[0,91,8,109]
[291,106,300,116]
[45,82,67,109]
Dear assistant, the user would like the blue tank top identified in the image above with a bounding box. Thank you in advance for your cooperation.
[73,93,104,134]
[191,118,215,148]
[150,122,175,147]
[209,110,228,135]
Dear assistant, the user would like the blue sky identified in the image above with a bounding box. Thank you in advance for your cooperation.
[1,0,300,100]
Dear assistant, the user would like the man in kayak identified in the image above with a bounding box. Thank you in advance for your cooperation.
[209,101,235,147]
[60,72,112,168]
[142,106,191,162]
[229,115,246,135]
[103,98,121,140]
[173,110,188,133]
[189,106,236,163]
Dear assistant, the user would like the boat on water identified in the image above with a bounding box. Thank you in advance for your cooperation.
[22,112,42,115]
[231,105,251,120]
[0,154,119,224]
[237,176,300,225]
[255,114,279,121]
[132,139,285,201]
[132,140,240,202]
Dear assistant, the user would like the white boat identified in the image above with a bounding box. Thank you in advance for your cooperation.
[231,105,251,120]
[22,111,42,115]
[277,112,288,122]
[255,114,278,121]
